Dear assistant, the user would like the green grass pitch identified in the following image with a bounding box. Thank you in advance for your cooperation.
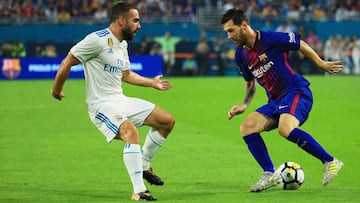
[1,76,359,202]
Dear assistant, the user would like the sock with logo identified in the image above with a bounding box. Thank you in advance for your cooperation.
[243,133,275,172]
[123,144,146,194]
[287,128,333,163]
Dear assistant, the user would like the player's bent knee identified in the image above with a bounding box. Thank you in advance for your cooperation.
[240,118,257,136]
[119,121,140,144]
[159,113,175,131]
[167,116,176,130]
[161,116,175,137]
[278,126,293,138]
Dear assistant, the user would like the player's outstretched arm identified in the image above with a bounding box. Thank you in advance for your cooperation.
[228,79,256,120]
[122,70,171,91]
[299,40,343,74]
[51,52,81,100]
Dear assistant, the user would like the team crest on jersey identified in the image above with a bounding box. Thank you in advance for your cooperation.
[115,114,122,121]
[107,38,114,53]
[258,53,268,63]
[108,38,113,47]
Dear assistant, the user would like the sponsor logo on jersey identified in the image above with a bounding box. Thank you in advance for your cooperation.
[252,61,274,78]
[103,64,122,73]
[288,32,296,43]
[103,59,125,73]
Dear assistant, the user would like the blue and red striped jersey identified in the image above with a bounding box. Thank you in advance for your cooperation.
[235,31,310,100]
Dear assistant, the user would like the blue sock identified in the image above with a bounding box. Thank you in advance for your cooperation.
[287,128,333,164]
[243,133,274,172]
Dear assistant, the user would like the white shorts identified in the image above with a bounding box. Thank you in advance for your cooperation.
[88,97,155,142]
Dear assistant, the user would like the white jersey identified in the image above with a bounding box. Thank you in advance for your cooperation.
[70,28,155,142]
[71,28,130,108]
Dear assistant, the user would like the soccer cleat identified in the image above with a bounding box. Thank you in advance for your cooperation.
[130,190,157,201]
[143,167,164,186]
[323,158,344,186]
[250,171,281,192]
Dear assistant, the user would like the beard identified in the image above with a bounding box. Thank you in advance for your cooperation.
[233,35,244,47]
[122,26,136,41]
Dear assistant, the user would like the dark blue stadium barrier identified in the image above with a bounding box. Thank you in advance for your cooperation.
[0,55,164,80]
[0,23,201,44]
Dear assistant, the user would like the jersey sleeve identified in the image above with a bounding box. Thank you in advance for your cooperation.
[70,33,102,63]
[268,31,301,52]
[235,48,254,81]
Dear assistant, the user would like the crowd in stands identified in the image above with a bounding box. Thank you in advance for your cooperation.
[260,20,360,75]
[0,0,113,23]
[128,30,360,76]
[1,0,360,24]
[0,0,199,24]
[221,0,360,22]
[286,24,360,75]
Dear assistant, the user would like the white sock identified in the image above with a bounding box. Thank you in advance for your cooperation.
[142,128,165,170]
[123,144,146,194]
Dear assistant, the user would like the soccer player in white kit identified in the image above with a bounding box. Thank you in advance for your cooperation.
[51,2,175,201]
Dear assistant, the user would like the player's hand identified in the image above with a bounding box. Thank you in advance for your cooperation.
[228,104,248,120]
[153,75,172,90]
[51,89,65,101]
[321,60,343,74]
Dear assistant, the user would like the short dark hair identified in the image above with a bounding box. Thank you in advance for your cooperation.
[110,1,136,23]
[221,8,249,25]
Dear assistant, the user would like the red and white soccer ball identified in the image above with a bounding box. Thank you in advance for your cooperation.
[276,161,305,190]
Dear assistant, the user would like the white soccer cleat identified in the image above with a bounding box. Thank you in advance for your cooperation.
[323,158,344,186]
[250,171,281,192]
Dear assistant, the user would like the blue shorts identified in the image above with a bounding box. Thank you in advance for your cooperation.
[256,87,313,126]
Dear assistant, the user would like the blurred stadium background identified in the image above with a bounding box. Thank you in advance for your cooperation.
[1,1,360,202]
[1,0,360,79]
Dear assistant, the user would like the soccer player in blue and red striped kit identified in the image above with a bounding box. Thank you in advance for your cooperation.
[221,8,344,192]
